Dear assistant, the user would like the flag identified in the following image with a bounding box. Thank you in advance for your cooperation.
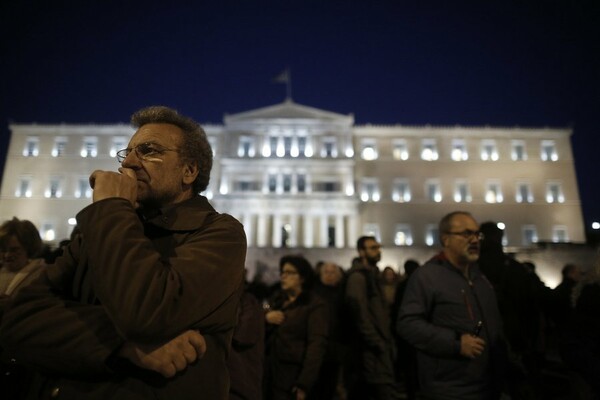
[272,68,290,84]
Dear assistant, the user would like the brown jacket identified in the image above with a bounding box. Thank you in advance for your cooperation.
[0,196,247,399]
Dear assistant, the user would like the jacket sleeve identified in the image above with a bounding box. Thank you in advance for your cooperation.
[77,198,247,340]
[345,272,386,353]
[396,269,461,357]
[0,236,123,376]
[296,299,329,391]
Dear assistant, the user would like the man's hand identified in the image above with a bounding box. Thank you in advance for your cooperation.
[460,333,485,359]
[118,330,207,378]
[293,386,306,400]
[265,310,285,325]
[89,168,137,206]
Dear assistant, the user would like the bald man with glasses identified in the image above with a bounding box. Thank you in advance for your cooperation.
[397,211,506,400]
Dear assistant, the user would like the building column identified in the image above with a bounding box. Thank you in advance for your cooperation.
[335,214,345,248]
[242,213,253,247]
[319,214,329,248]
[347,215,358,248]
[288,214,298,247]
[304,214,314,248]
[276,174,283,194]
[272,214,282,247]
[257,214,268,247]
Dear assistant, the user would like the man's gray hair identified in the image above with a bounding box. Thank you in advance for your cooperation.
[131,106,213,193]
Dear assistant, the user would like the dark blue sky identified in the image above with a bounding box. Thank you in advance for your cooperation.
[1,1,599,225]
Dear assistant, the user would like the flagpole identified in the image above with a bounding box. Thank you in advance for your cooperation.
[286,68,292,100]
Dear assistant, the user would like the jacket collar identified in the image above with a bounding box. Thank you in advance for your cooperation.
[138,195,216,231]
[429,251,482,281]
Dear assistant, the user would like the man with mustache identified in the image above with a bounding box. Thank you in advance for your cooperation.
[397,211,506,400]
[0,106,247,399]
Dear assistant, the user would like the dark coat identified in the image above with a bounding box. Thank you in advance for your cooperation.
[0,196,247,399]
[397,253,506,400]
[264,289,328,398]
[344,264,396,385]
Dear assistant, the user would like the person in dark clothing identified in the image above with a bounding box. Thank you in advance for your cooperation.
[478,222,545,398]
[228,290,265,400]
[392,259,420,400]
[561,261,600,398]
[263,255,328,400]
[550,263,582,328]
[398,212,506,400]
[344,236,400,400]
[312,262,347,400]
[0,106,247,399]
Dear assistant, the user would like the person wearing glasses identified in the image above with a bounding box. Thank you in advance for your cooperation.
[397,211,506,400]
[0,106,247,399]
[263,255,328,400]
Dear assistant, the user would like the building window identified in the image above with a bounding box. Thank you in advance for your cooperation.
[268,174,277,193]
[553,226,569,243]
[392,179,411,202]
[275,137,285,157]
[237,136,256,157]
[15,177,32,198]
[485,181,503,203]
[481,139,499,161]
[516,182,534,203]
[393,139,409,160]
[297,173,306,192]
[394,224,413,246]
[522,225,538,245]
[321,137,338,158]
[233,177,259,192]
[360,139,378,160]
[546,182,564,203]
[541,140,558,161]
[361,178,380,202]
[454,180,471,202]
[511,140,527,161]
[425,224,439,247]
[75,177,92,199]
[45,177,62,198]
[425,180,442,202]
[421,139,438,161]
[451,139,468,161]
[41,222,56,242]
[110,136,128,158]
[52,136,68,157]
[283,173,292,192]
[23,136,39,157]
[363,223,381,243]
[80,137,98,158]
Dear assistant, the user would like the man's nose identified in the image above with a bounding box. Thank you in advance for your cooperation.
[121,150,142,169]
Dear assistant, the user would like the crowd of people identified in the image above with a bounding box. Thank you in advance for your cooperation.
[0,106,598,400]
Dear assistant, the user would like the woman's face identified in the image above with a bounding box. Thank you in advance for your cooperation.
[280,262,303,294]
[1,235,29,272]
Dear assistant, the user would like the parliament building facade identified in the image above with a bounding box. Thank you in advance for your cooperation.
[0,100,586,276]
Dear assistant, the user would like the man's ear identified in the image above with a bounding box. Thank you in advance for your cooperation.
[182,163,199,185]
[441,234,449,247]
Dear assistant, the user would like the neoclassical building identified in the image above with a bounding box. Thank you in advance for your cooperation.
[0,100,585,254]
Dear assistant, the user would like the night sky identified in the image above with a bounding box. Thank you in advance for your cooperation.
[1,1,599,226]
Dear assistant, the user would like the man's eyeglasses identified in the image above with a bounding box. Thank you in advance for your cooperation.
[445,230,485,240]
[116,142,179,163]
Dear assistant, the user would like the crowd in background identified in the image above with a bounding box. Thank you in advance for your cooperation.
[1,216,600,400]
